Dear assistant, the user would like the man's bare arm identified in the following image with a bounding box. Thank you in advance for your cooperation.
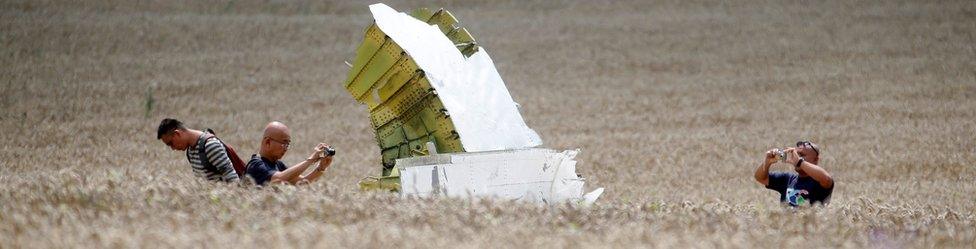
[754,162,771,186]
[272,143,329,185]
[754,149,778,186]
[785,148,832,188]
[270,158,317,184]
[798,161,833,188]
[297,156,332,184]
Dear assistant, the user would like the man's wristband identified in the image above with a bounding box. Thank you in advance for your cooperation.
[795,158,805,168]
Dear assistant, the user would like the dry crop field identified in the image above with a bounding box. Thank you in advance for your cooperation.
[2,0,975,248]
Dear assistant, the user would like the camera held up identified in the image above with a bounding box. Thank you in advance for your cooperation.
[773,148,788,163]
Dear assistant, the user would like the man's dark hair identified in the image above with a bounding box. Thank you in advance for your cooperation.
[157,118,186,139]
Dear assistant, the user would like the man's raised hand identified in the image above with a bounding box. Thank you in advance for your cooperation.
[307,143,328,161]
[765,149,779,165]
[785,148,801,166]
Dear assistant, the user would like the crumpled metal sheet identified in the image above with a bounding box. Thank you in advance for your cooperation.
[397,149,601,204]
[343,3,542,175]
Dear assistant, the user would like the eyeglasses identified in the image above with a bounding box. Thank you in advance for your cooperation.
[796,140,819,156]
[267,137,290,149]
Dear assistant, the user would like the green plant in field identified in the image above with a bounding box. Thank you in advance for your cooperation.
[144,86,154,118]
[222,0,236,13]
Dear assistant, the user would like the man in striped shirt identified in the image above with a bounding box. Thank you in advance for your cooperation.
[157,118,240,182]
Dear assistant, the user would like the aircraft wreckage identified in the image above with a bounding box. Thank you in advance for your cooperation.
[345,4,603,204]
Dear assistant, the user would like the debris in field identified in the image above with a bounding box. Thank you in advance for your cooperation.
[398,148,603,204]
[344,3,601,204]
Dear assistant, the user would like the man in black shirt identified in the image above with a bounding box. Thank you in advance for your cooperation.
[754,141,833,206]
[245,121,333,186]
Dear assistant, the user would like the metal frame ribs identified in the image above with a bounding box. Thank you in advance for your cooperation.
[344,8,479,178]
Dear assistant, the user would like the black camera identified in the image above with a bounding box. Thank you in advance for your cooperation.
[324,146,336,156]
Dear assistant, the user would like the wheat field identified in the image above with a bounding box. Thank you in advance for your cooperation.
[1,0,975,248]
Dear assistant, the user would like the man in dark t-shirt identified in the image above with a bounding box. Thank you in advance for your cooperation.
[246,155,289,186]
[245,121,333,186]
[754,141,833,206]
